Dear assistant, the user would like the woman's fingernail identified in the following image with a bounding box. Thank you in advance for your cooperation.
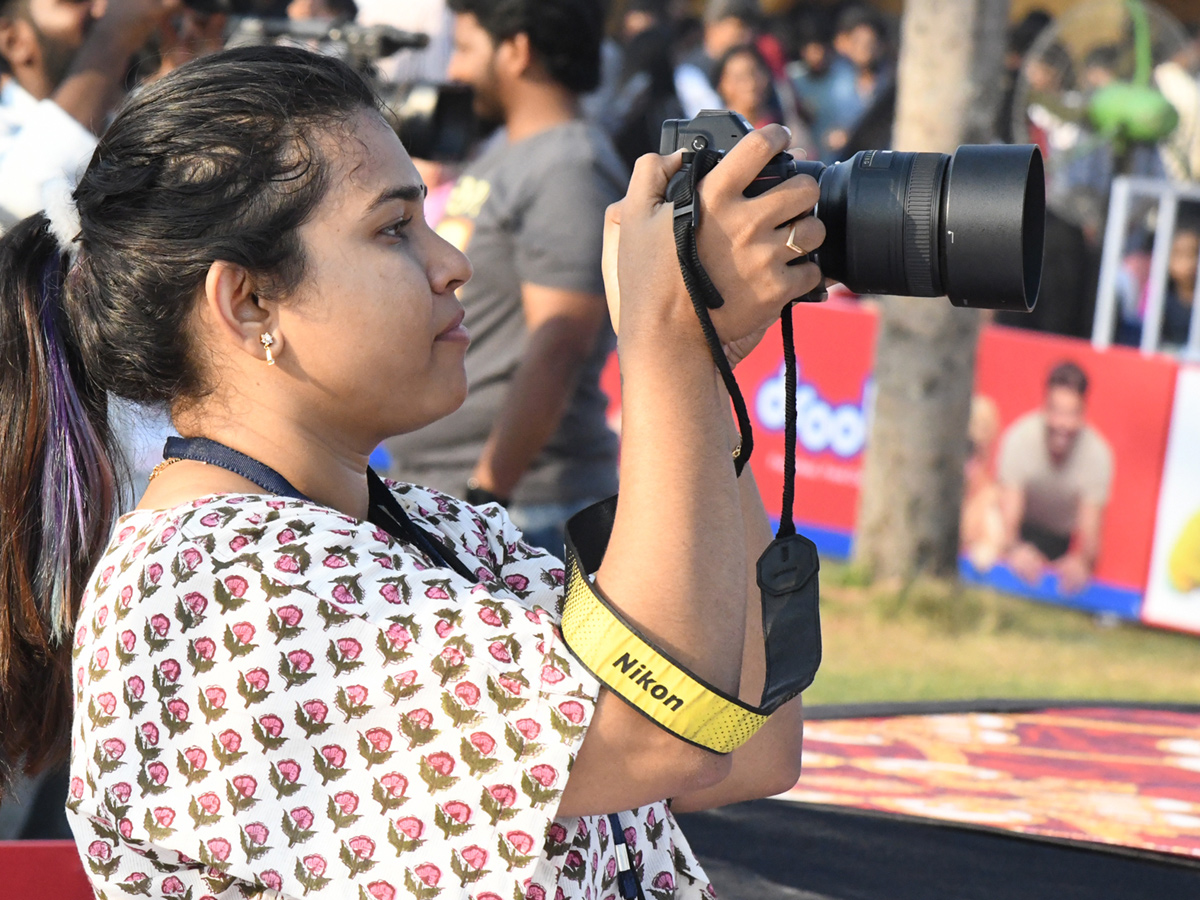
[782,126,792,138]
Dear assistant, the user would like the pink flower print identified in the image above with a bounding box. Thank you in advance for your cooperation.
[542,665,565,685]
[204,687,226,709]
[334,791,359,815]
[231,622,255,644]
[166,699,189,722]
[259,714,284,737]
[118,584,134,608]
[394,816,423,839]
[396,670,419,687]
[425,752,454,776]
[261,870,283,891]
[150,614,170,637]
[336,638,362,660]
[184,747,207,770]
[652,872,676,891]
[302,700,328,723]
[229,535,249,552]
[140,722,160,746]
[558,700,585,724]
[407,708,434,731]
[96,693,117,716]
[218,729,241,753]
[323,554,348,569]
[183,592,207,615]
[385,624,412,648]
[488,642,512,663]
[434,617,453,637]
[549,568,565,585]
[506,831,535,855]
[99,565,114,586]
[478,607,503,627]
[488,784,516,808]
[460,845,488,870]
[379,772,408,798]
[102,737,126,760]
[126,675,145,699]
[244,668,269,691]
[275,555,300,574]
[564,849,584,869]
[181,548,202,570]
[623,827,636,849]
[348,836,375,860]
[200,512,220,528]
[118,525,136,543]
[75,624,87,648]
[119,630,135,652]
[413,864,441,887]
[525,609,543,624]
[515,718,540,740]
[146,762,169,785]
[367,882,396,900]
[159,658,181,683]
[197,792,220,815]
[527,887,547,900]
[224,575,249,598]
[276,605,303,627]
[94,647,109,670]
[497,675,522,696]
[426,586,450,601]
[321,744,347,768]
[504,574,529,592]
[118,817,133,839]
[332,584,356,605]
[442,800,471,824]
[287,650,314,672]
[276,759,301,783]
[153,807,175,827]
[206,838,231,861]
[69,777,83,800]
[455,682,481,706]
[605,858,618,879]
[160,526,177,542]
[244,822,270,845]
[440,646,464,666]
[364,727,392,753]
[469,732,495,756]
[193,638,216,661]
[124,873,147,888]
[344,684,368,706]
[380,583,402,604]
[232,775,257,798]
[87,840,111,861]
[147,563,163,585]
[278,529,296,544]
[303,855,327,877]
[529,765,557,788]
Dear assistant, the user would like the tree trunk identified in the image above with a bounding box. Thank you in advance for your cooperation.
[854,0,1011,580]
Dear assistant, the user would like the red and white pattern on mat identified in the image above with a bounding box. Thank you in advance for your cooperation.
[780,708,1200,859]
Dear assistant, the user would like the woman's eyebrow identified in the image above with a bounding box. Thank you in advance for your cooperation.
[365,183,428,214]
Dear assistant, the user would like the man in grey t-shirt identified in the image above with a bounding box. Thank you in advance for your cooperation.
[386,0,623,554]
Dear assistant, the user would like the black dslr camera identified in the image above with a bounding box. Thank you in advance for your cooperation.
[661,111,1046,311]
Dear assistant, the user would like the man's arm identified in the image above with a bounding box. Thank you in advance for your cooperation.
[469,282,608,499]
[1056,498,1105,594]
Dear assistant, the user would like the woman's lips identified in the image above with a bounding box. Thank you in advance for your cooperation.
[436,309,469,343]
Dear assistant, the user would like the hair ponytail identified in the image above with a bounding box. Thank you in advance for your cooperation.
[0,214,118,790]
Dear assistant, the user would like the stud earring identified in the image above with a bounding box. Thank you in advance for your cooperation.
[260,332,276,366]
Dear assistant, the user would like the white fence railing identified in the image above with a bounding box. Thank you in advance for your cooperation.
[1092,175,1200,360]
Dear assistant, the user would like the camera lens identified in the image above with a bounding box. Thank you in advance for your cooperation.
[798,145,1045,312]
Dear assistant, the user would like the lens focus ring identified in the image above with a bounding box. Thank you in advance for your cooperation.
[903,154,944,297]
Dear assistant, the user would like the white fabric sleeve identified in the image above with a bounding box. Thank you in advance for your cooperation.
[0,98,96,223]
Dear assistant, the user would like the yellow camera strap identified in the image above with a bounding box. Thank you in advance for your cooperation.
[560,497,821,755]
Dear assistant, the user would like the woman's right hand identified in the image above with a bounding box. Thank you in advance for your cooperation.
[603,124,825,365]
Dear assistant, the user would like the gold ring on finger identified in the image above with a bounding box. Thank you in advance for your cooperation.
[786,221,806,256]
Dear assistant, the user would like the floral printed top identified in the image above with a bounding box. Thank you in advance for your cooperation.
[67,483,715,900]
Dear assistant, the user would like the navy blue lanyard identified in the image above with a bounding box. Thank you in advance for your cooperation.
[608,812,644,900]
[163,436,476,582]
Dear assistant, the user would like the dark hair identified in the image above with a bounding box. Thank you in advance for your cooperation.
[835,4,883,40]
[0,44,380,791]
[446,0,606,94]
[714,42,769,87]
[1046,360,1089,397]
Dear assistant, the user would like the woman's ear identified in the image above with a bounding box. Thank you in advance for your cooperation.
[203,261,282,365]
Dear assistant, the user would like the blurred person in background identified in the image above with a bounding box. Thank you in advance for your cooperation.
[821,4,889,161]
[961,395,1006,574]
[1115,214,1200,352]
[606,15,683,170]
[674,0,758,116]
[998,361,1114,595]
[287,0,357,22]
[713,39,809,147]
[386,0,625,556]
[0,0,180,229]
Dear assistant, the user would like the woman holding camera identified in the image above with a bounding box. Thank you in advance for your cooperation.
[0,46,823,899]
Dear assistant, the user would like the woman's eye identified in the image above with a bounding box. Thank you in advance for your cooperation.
[381,217,412,238]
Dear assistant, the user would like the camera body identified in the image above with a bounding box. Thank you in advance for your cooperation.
[661,110,1046,312]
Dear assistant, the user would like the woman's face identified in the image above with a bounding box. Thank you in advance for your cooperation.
[272,110,473,444]
[718,51,769,121]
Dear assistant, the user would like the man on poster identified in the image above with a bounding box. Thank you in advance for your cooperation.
[997,361,1115,594]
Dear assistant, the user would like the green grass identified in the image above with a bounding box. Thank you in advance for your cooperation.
[804,560,1200,706]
